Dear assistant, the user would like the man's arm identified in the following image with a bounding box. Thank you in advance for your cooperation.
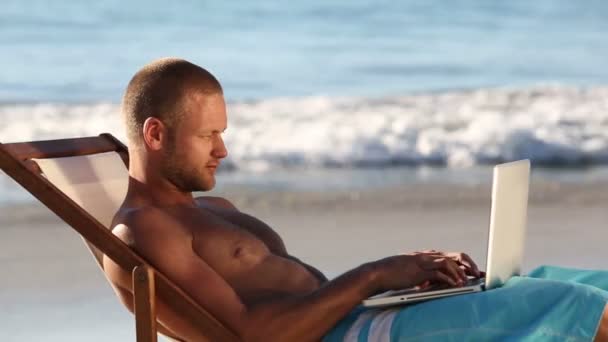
[126,207,464,342]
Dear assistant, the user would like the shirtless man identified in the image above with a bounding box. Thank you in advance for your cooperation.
[103,58,608,341]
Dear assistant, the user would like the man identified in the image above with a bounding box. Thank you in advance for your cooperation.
[103,58,608,341]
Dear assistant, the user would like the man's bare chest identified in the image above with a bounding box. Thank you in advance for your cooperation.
[185,206,319,297]
[186,206,280,278]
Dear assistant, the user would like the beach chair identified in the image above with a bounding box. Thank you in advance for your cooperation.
[0,133,241,342]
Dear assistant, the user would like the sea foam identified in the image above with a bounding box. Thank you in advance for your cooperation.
[1,85,608,171]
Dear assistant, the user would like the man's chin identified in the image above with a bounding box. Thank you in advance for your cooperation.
[196,179,216,192]
[177,179,215,193]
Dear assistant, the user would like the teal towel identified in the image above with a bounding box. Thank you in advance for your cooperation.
[324,266,608,341]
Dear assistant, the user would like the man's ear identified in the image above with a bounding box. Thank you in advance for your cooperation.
[142,117,165,151]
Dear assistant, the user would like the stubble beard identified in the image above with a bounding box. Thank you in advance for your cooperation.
[161,140,214,193]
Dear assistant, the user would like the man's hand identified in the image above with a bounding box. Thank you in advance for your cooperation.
[370,251,481,293]
[411,250,482,278]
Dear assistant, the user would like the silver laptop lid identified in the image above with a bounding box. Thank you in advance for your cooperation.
[484,159,530,290]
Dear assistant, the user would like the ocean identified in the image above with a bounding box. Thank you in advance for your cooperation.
[2,1,608,204]
[2,2,608,341]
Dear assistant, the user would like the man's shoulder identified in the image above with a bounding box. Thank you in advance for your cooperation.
[195,196,238,211]
[114,205,161,225]
[111,205,197,257]
[113,205,183,236]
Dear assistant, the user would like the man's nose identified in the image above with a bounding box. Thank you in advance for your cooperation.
[212,134,228,159]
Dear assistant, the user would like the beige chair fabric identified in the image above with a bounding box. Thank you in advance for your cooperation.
[34,151,186,341]
[34,152,129,269]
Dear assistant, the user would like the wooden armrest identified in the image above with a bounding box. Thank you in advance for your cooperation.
[133,265,157,342]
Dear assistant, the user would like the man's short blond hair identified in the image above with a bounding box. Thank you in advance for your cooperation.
[122,58,223,145]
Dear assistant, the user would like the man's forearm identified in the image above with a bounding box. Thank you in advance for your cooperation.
[241,262,379,342]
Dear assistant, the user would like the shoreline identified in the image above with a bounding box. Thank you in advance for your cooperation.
[2,179,606,269]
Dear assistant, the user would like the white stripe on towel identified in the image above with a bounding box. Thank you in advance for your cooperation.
[343,310,378,341]
[367,309,398,342]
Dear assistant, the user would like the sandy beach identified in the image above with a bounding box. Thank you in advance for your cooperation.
[2,1,608,340]
[1,178,607,341]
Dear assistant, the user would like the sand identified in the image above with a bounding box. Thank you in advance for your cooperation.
[1,179,607,341]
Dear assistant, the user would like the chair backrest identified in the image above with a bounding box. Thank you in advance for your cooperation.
[0,134,240,342]
[34,151,129,269]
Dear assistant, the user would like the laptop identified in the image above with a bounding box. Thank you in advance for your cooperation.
[362,159,530,308]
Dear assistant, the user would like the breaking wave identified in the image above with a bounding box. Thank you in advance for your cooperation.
[2,85,608,172]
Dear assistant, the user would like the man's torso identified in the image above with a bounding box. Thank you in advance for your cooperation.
[103,197,321,309]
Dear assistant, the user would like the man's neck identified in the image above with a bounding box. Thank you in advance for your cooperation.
[125,174,196,207]
[127,161,196,207]
[126,149,196,207]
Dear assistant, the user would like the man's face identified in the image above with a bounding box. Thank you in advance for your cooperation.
[161,91,228,192]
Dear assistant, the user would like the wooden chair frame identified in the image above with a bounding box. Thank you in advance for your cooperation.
[0,133,241,342]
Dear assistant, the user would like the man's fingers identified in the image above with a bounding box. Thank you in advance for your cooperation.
[459,253,480,277]
[421,255,462,284]
[416,252,478,283]
[452,260,468,282]
[458,262,475,276]
[415,280,431,290]
[427,270,457,287]
[446,252,480,278]
[436,258,465,285]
